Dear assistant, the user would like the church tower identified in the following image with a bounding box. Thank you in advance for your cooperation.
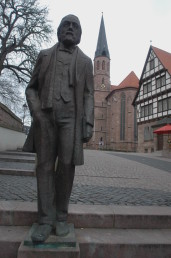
[94,14,110,92]
[90,14,111,149]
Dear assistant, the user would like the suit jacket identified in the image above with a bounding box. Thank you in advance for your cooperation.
[23,43,94,165]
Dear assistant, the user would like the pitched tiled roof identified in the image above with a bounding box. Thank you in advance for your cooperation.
[133,45,171,105]
[106,71,139,99]
[117,71,139,89]
[152,46,171,75]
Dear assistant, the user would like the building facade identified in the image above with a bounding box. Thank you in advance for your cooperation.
[133,46,171,153]
[106,72,139,151]
[87,15,139,151]
[0,102,26,151]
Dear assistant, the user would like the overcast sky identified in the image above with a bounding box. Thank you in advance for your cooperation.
[39,0,171,85]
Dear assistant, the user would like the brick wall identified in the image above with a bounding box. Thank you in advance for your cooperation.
[0,102,23,132]
[106,88,138,152]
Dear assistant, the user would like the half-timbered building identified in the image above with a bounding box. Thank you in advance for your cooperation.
[133,46,171,153]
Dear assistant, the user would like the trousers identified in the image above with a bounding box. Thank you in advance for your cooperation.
[34,98,75,225]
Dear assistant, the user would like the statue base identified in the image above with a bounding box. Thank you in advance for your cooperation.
[17,223,80,258]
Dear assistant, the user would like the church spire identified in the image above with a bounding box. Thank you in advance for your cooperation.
[95,14,110,59]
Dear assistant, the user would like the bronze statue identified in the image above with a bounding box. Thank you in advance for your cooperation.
[23,14,94,243]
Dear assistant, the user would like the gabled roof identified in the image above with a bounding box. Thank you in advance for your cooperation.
[95,14,110,59]
[117,71,139,89]
[133,45,171,105]
[152,46,171,75]
[139,45,171,82]
[106,71,139,99]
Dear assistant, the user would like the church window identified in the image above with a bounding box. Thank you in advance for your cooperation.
[102,60,105,70]
[120,93,125,140]
[97,61,100,70]
[107,62,110,71]
[102,78,104,84]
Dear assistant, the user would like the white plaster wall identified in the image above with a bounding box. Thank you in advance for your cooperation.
[0,126,26,151]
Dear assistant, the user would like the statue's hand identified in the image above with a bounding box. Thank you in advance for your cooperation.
[83,124,93,143]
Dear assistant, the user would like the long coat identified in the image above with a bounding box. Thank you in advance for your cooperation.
[23,43,94,165]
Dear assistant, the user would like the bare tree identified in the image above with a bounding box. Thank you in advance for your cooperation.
[0,71,24,108]
[0,0,53,83]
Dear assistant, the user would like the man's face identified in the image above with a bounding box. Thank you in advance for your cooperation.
[59,18,80,47]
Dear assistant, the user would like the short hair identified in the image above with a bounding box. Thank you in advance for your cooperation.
[57,14,82,45]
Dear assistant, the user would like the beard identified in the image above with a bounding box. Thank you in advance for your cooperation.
[59,31,80,47]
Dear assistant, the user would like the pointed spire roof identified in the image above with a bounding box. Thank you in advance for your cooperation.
[95,14,110,59]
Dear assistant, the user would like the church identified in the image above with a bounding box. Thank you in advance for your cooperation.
[87,15,139,151]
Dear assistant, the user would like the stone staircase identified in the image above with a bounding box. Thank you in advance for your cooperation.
[0,201,171,258]
[0,151,36,176]
[1,151,171,257]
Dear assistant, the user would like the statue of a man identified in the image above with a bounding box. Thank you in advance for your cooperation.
[23,14,94,243]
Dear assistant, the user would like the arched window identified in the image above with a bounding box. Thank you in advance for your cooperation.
[107,62,110,72]
[102,60,105,70]
[120,93,126,140]
[97,60,100,70]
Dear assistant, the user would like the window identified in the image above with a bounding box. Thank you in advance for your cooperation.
[150,59,154,70]
[144,126,153,141]
[156,75,166,88]
[107,62,110,72]
[97,61,100,70]
[141,106,145,117]
[163,99,167,111]
[102,60,105,70]
[158,97,171,112]
[143,81,152,94]
[102,78,104,84]
[141,104,153,117]
[120,93,125,140]
[158,100,162,112]
[149,104,153,115]
[169,97,171,110]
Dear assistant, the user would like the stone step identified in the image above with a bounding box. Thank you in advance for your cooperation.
[1,225,171,258]
[0,151,36,157]
[0,168,35,176]
[1,200,171,229]
[0,154,36,163]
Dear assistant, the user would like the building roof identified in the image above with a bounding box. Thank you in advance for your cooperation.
[0,102,22,123]
[133,45,171,105]
[152,46,171,75]
[95,14,110,59]
[106,71,139,99]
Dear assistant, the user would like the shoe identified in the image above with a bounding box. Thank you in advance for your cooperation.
[56,221,70,236]
[31,224,52,243]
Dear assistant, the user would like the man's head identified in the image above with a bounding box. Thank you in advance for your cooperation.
[57,14,82,47]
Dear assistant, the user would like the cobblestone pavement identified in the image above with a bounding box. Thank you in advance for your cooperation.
[0,150,171,206]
